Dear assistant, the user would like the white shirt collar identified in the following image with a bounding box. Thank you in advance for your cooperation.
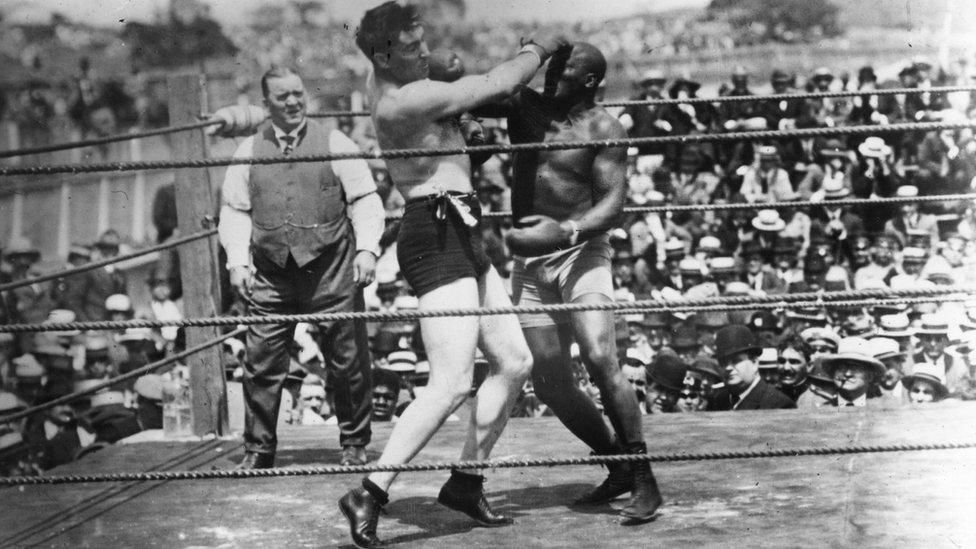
[272,119,307,143]
[838,393,867,407]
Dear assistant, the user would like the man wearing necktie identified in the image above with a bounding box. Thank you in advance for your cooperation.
[217,66,385,469]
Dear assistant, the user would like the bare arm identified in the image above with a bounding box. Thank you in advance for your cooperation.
[380,53,543,124]
[564,116,629,240]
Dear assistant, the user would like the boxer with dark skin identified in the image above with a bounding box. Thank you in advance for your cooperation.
[477,42,662,523]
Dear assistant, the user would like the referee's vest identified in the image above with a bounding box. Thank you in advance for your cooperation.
[248,120,351,268]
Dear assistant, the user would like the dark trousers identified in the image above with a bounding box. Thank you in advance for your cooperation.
[244,239,371,454]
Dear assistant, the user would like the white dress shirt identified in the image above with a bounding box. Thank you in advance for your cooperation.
[218,122,384,268]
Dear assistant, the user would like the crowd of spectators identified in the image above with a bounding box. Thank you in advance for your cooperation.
[2,50,976,477]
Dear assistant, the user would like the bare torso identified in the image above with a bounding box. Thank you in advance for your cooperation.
[370,79,473,200]
[508,89,620,222]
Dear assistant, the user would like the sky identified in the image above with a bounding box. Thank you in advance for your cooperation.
[9,0,709,27]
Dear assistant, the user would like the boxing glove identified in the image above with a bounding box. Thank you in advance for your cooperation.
[207,105,267,137]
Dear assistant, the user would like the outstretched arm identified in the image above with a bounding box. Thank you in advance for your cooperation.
[379,37,568,125]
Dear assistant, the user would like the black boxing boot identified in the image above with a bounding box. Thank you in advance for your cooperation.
[620,442,663,524]
[338,479,388,548]
[437,469,513,527]
[573,445,634,505]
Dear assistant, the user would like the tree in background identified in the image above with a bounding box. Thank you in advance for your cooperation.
[123,0,237,70]
[706,0,842,44]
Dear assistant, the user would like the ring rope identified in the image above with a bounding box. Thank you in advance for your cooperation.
[0,120,221,160]
[304,85,976,118]
[2,120,973,177]
[0,328,245,425]
[0,287,969,334]
[443,193,976,220]
[0,229,217,295]
[2,440,973,486]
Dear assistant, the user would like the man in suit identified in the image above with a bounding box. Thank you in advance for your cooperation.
[64,230,128,321]
[740,242,786,295]
[714,325,795,410]
[883,185,940,250]
[215,66,384,469]
[819,337,887,408]
[912,314,973,400]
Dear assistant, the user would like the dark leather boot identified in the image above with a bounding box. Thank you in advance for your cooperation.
[573,459,633,505]
[235,451,275,470]
[620,442,663,524]
[437,469,513,527]
[338,483,387,548]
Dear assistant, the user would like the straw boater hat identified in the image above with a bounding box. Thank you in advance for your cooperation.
[896,185,919,198]
[4,235,40,260]
[756,145,779,160]
[901,247,928,264]
[757,348,778,370]
[639,69,667,86]
[878,313,913,338]
[664,238,686,260]
[857,137,892,158]
[818,139,849,158]
[709,256,737,274]
[383,350,418,373]
[820,337,886,378]
[751,209,786,232]
[821,177,850,200]
[800,327,840,351]
[915,314,949,337]
[900,363,948,399]
[811,67,834,83]
[697,235,722,254]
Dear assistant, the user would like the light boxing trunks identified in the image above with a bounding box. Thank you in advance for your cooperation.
[511,233,614,328]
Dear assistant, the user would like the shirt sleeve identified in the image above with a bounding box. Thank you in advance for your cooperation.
[218,137,255,268]
[329,130,384,256]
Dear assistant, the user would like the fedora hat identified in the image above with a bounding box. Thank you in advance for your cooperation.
[94,229,122,250]
[820,337,885,378]
[714,324,761,361]
[811,67,833,82]
[867,337,904,361]
[648,353,688,392]
[751,209,785,232]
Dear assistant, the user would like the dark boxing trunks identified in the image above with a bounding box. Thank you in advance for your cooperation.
[396,192,491,297]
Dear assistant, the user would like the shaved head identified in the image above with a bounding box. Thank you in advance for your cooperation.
[571,42,607,86]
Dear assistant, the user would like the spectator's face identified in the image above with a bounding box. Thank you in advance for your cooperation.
[150,281,172,301]
[641,81,663,97]
[918,333,947,358]
[775,253,794,270]
[853,246,871,267]
[903,260,923,276]
[88,107,116,137]
[676,345,700,364]
[372,385,398,421]
[746,256,763,275]
[901,203,918,218]
[722,352,758,389]
[908,379,938,404]
[647,381,679,413]
[646,328,667,350]
[759,367,780,386]
[675,387,705,412]
[263,74,306,132]
[808,341,836,363]
[873,240,894,265]
[300,388,326,415]
[613,260,634,283]
[621,364,648,401]
[832,362,871,398]
[777,347,808,386]
[880,356,905,390]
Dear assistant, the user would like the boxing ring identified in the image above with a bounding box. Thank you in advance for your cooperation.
[2,84,976,547]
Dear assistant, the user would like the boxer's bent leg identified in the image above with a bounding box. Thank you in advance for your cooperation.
[457,267,533,472]
[367,277,481,492]
[570,296,643,446]
[526,323,617,454]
